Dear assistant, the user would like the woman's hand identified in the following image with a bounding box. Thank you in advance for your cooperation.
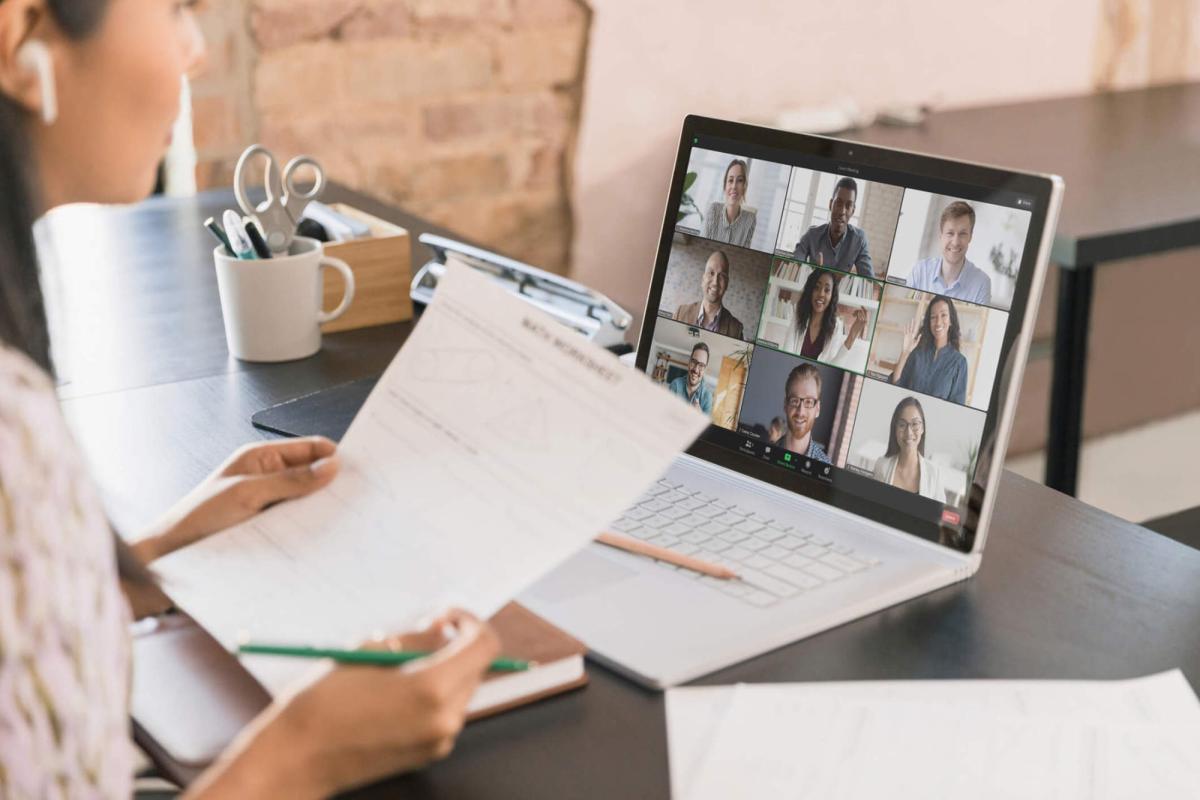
[900,317,922,355]
[133,437,340,563]
[190,610,501,799]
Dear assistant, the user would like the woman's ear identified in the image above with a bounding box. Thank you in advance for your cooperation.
[0,0,57,122]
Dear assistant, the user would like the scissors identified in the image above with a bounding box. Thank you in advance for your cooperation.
[233,144,326,254]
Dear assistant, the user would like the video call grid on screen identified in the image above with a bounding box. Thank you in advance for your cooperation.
[641,125,1048,550]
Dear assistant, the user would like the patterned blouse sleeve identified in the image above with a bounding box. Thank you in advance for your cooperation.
[0,347,134,799]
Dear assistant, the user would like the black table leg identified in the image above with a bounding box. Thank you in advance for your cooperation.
[1045,263,1095,495]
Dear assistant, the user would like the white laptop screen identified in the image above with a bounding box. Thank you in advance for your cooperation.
[636,117,1058,553]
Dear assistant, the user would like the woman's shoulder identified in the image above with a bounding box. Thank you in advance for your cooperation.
[0,346,62,455]
[872,454,894,478]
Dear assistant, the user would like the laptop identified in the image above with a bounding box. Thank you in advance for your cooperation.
[520,115,1063,689]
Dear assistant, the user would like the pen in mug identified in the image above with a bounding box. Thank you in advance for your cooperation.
[204,216,235,257]
[243,218,273,259]
[222,209,258,260]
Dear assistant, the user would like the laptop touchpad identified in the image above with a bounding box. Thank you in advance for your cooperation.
[527,548,638,602]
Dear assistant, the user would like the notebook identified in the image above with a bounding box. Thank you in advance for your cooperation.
[131,603,585,785]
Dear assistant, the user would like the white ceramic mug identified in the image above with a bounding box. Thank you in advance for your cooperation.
[214,236,355,362]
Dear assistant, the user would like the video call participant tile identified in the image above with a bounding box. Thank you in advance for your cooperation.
[885,191,1032,312]
[773,170,904,280]
[845,378,987,507]
[756,260,881,375]
[645,317,754,432]
[658,235,771,344]
[675,147,790,255]
[736,347,858,467]
[866,285,1008,412]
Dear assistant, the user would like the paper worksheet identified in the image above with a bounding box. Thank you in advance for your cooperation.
[155,263,708,694]
[669,671,1200,800]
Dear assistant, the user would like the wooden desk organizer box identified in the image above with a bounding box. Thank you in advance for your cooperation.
[319,203,413,333]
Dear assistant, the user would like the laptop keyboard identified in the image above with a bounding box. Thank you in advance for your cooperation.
[611,478,882,608]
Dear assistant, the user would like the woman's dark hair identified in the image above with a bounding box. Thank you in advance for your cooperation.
[885,396,926,458]
[794,267,838,351]
[0,1,150,584]
[918,296,961,352]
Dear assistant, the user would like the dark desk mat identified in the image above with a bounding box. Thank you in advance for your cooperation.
[251,376,378,441]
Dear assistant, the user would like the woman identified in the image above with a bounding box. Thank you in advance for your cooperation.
[702,158,756,247]
[871,397,946,501]
[890,296,968,404]
[782,267,869,369]
[0,1,497,797]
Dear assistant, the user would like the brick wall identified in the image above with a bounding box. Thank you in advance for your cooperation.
[191,0,590,273]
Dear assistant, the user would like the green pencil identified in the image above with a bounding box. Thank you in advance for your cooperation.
[237,642,531,672]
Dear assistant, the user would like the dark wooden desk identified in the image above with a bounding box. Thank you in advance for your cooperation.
[48,188,1200,798]
[850,82,1200,497]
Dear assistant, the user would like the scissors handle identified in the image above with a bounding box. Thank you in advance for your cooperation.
[281,156,327,203]
[233,144,278,218]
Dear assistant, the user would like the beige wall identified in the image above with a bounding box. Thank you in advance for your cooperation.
[570,0,1199,314]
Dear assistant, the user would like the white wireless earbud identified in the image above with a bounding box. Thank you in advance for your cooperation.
[16,40,57,125]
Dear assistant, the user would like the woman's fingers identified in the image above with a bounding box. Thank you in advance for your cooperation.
[235,457,341,510]
[228,437,338,475]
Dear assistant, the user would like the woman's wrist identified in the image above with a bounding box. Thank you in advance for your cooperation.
[186,701,329,800]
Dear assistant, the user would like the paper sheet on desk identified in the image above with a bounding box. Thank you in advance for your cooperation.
[668,671,1200,800]
[155,263,709,694]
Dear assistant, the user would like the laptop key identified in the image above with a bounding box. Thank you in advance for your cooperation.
[784,553,817,570]
[748,513,773,525]
[679,497,707,511]
[612,518,640,533]
[718,530,750,544]
[682,531,710,545]
[661,506,690,521]
[765,563,824,590]
[821,552,866,573]
[740,569,800,598]
[744,554,772,570]
[760,545,790,561]
[715,511,746,526]
[625,507,653,522]
[695,505,726,520]
[692,492,716,504]
[799,543,827,558]
[700,521,727,536]
[744,591,777,607]
[643,514,673,529]
[660,490,688,504]
[651,534,681,548]
[639,498,669,513]
[804,561,845,582]
[724,546,752,562]
[779,534,808,549]
[703,540,731,554]
[715,580,753,597]
[757,527,786,542]
[746,536,776,551]
[681,513,709,528]
[659,479,683,489]
[663,522,690,537]
[674,542,700,556]
[733,519,764,535]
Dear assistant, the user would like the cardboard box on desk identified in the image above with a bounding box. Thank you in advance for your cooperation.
[319,203,413,333]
